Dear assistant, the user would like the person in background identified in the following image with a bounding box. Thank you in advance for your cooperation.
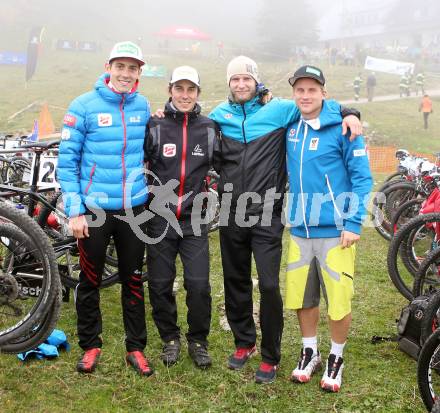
[366,72,376,102]
[419,94,433,130]
[415,72,425,96]
[353,73,362,101]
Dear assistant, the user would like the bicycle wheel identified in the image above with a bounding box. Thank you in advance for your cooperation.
[0,285,61,354]
[4,156,31,186]
[387,213,440,300]
[390,198,424,236]
[384,171,406,184]
[207,187,220,233]
[418,328,440,411]
[420,290,440,346]
[372,182,417,241]
[413,248,440,298]
[0,204,60,344]
[402,222,438,278]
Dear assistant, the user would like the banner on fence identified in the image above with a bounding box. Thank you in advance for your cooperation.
[364,56,415,76]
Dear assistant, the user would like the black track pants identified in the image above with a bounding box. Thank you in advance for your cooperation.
[220,214,284,365]
[147,219,211,346]
[75,206,146,352]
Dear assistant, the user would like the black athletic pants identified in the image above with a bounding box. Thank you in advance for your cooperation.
[220,214,284,365]
[75,206,146,352]
[424,112,430,130]
[147,217,211,346]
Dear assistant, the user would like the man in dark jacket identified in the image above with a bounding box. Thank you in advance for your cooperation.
[145,66,217,369]
[209,56,362,384]
[58,41,153,376]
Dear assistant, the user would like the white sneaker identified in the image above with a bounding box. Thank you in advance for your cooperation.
[320,353,344,392]
[291,347,322,383]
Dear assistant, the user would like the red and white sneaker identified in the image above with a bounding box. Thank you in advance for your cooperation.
[291,347,322,383]
[320,354,344,392]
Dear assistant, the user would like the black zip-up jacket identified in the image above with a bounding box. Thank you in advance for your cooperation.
[145,101,217,221]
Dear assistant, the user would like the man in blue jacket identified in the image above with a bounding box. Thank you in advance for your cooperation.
[210,56,363,384]
[285,66,372,392]
[57,41,153,376]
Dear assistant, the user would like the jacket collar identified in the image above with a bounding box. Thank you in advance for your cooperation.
[164,99,201,121]
[95,73,139,103]
[227,95,261,113]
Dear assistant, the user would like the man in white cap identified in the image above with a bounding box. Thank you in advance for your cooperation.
[58,41,153,376]
[144,66,218,369]
[209,55,362,384]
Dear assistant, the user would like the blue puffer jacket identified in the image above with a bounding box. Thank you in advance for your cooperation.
[57,73,149,217]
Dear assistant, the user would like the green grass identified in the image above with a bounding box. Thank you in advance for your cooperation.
[0,52,439,412]
[0,226,425,412]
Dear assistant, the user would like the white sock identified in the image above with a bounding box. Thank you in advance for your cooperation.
[330,340,346,358]
[302,336,318,355]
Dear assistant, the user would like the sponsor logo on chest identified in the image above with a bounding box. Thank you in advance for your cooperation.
[163,143,176,157]
[192,144,205,157]
[129,115,141,123]
[309,138,319,151]
[98,113,112,127]
[288,128,300,143]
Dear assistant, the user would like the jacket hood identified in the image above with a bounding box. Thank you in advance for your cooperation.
[303,99,342,130]
[95,73,139,103]
[164,99,201,120]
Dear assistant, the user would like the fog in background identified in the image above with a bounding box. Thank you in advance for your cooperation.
[0,0,264,48]
[0,0,439,60]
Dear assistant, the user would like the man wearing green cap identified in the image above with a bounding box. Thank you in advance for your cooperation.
[58,41,153,377]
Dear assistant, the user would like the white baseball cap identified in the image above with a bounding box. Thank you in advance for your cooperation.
[109,41,145,66]
[170,66,200,87]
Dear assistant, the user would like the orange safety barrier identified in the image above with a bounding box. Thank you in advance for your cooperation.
[368,146,437,173]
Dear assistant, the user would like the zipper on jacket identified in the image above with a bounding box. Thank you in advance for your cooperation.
[240,104,248,199]
[120,95,127,209]
[176,113,188,220]
[84,163,96,194]
[240,104,247,144]
[325,174,342,218]
[299,121,309,238]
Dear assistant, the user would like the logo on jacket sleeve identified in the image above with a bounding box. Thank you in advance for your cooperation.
[192,144,205,157]
[98,113,113,127]
[309,138,319,150]
[353,148,366,157]
[163,143,176,157]
[61,128,71,140]
[63,114,77,127]
[224,113,233,119]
